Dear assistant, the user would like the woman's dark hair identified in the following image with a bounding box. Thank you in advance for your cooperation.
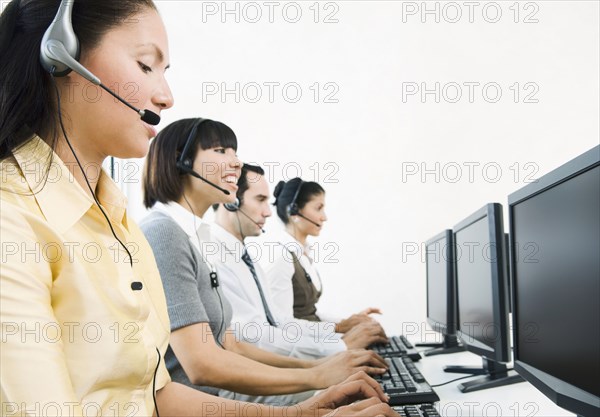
[0,0,157,160]
[273,177,325,224]
[143,118,238,209]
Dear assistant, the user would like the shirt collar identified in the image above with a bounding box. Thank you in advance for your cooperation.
[12,135,128,234]
[210,222,245,262]
[151,201,209,241]
[275,230,307,258]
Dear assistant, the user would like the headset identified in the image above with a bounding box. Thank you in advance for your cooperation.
[286,180,321,228]
[224,198,266,234]
[176,118,231,196]
[39,0,160,125]
[176,118,207,172]
[176,119,229,347]
[286,179,304,217]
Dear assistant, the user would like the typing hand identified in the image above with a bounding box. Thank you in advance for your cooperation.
[336,314,376,333]
[323,398,400,417]
[312,350,388,391]
[359,307,382,316]
[342,322,388,350]
[298,373,399,417]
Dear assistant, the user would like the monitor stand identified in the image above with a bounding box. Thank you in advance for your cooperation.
[444,357,524,393]
[416,335,466,356]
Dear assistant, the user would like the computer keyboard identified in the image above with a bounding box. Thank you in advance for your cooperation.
[375,356,440,406]
[393,404,441,417]
[371,335,422,361]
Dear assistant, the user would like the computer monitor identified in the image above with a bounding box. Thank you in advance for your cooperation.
[504,233,512,313]
[417,230,466,356]
[444,203,523,392]
[509,145,600,417]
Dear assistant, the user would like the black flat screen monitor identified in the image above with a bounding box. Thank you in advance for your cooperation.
[509,145,600,417]
[444,204,522,392]
[425,230,457,336]
[454,203,511,363]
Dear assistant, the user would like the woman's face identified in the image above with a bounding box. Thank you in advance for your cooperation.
[296,192,327,237]
[60,8,174,160]
[191,146,241,204]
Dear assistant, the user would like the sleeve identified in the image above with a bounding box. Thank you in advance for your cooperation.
[314,305,344,324]
[261,246,296,322]
[0,206,85,416]
[256,263,340,339]
[218,263,346,360]
[141,218,209,332]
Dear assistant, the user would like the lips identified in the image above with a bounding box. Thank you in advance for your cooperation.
[144,122,157,138]
[222,174,239,186]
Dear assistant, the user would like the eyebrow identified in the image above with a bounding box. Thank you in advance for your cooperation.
[136,43,170,70]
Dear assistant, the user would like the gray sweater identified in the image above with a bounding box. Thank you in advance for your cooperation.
[140,210,233,395]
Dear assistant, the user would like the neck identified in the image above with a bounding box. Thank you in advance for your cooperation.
[286,224,307,246]
[216,211,244,243]
[53,135,105,198]
[177,193,210,219]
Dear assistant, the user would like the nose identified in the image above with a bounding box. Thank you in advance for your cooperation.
[229,154,242,168]
[152,76,175,111]
[322,210,328,222]
[264,203,272,218]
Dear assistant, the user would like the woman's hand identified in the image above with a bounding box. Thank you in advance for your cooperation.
[323,397,400,417]
[297,373,399,417]
[335,308,383,333]
[336,314,375,333]
[311,350,388,389]
[342,322,388,350]
[358,307,382,316]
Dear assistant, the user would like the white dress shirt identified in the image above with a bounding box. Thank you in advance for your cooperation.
[261,230,341,324]
[208,223,346,359]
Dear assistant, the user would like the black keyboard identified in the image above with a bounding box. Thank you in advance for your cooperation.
[375,356,439,406]
[371,335,422,361]
[393,404,441,417]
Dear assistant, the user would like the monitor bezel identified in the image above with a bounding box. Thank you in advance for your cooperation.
[508,145,600,416]
[425,229,458,337]
[453,203,511,363]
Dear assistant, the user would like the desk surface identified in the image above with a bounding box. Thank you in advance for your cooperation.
[410,345,575,417]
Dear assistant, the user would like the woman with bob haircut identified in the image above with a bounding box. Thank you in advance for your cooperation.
[140,117,391,406]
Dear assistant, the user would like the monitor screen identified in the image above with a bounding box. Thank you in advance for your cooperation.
[455,217,496,350]
[512,164,600,399]
[426,232,450,330]
[453,203,510,363]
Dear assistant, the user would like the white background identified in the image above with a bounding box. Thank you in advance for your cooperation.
[122,0,597,339]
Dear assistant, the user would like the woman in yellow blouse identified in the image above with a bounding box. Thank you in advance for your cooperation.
[0,1,397,416]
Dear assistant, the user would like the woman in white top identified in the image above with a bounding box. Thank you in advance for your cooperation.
[263,178,386,336]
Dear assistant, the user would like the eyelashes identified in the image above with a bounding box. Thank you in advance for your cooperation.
[138,61,152,73]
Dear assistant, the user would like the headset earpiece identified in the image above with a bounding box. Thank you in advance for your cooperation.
[224,198,241,212]
[40,0,102,84]
[177,118,207,173]
[286,180,304,219]
[40,0,78,76]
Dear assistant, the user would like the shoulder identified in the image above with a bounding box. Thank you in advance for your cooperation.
[139,211,197,259]
[140,211,187,242]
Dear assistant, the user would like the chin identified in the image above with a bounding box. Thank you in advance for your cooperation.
[118,139,150,159]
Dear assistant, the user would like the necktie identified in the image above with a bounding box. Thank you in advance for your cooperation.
[242,250,277,326]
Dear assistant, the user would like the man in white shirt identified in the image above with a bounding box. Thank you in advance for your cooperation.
[209,164,389,361]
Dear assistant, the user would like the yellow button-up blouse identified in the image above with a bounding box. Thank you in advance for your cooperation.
[1,136,171,416]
